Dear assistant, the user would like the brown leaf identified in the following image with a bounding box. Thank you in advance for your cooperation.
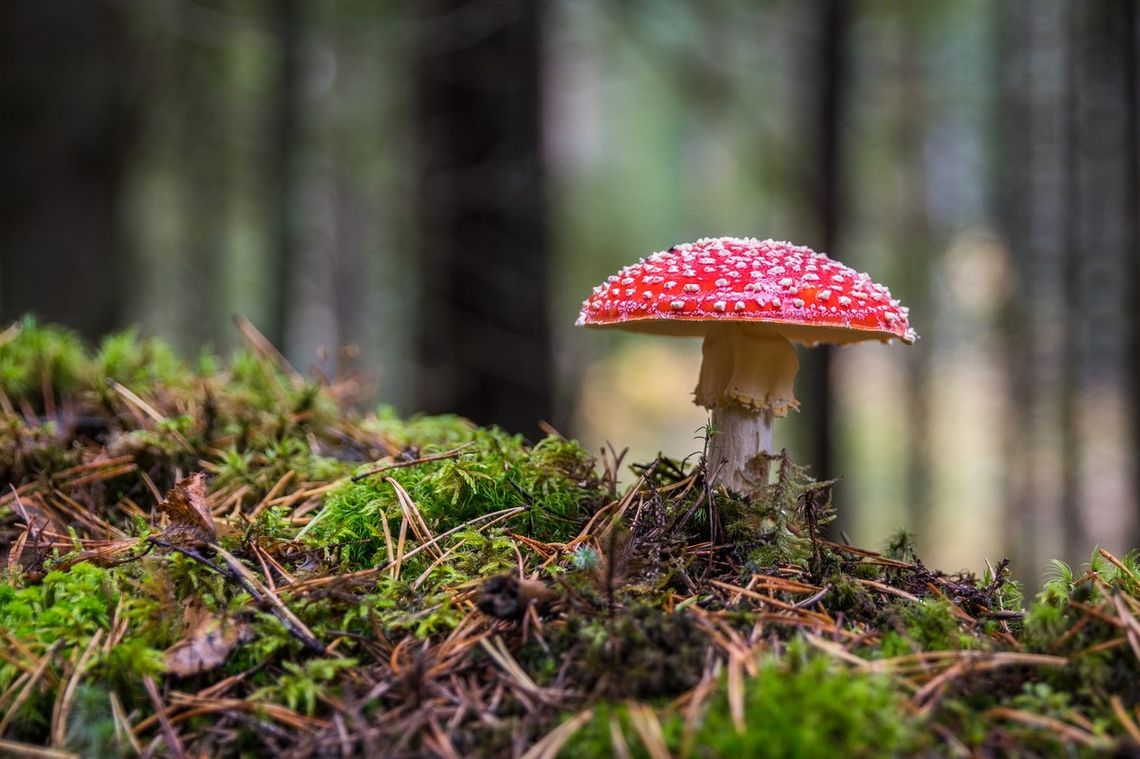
[157,473,215,547]
[163,614,251,677]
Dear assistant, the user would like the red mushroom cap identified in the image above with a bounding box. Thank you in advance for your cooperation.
[576,237,917,345]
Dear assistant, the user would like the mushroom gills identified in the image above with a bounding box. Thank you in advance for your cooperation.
[694,325,799,414]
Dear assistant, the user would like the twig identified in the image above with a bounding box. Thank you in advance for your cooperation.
[142,676,186,759]
[0,740,78,759]
[148,539,325,654]
[51,630,103,747]
[520,709,595,759]
[351,442,474,482]
[1110,695,1140,745]
[233,314,301,380]
[985,707,1106,748]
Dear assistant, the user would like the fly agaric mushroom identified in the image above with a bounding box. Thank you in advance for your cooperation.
[576,237,917,494]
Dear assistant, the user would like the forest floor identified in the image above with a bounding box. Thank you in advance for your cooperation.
[0,318,1138,758]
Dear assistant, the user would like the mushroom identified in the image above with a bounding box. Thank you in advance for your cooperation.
[576,236,917,494]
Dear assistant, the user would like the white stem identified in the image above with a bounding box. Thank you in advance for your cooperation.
[694,325,798,494]
[707,405,774,494]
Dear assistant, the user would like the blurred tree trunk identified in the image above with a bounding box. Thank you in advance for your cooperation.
[998,0,1069,577]
[1126,0,1140,552]
[896,13,935,543]
[0,0,133,341]
[412,0,551,437]
[1001,0,1137,573]
[801,0,848,536]
[174,1,230,351]
[1068,0,1138,555]
[1059,0,1084,560]
[268,0,301,351]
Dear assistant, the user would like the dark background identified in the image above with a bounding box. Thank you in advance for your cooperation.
[1,0,1137,583]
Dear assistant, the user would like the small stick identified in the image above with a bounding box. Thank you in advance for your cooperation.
[351,442,474,482]
[142,676,186,759]
[149,539,325,655]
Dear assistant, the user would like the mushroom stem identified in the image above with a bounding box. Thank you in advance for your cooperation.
[695,325,799,494]
[708,405,774,494]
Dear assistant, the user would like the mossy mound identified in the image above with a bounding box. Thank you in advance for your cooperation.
[1,320,1138,757]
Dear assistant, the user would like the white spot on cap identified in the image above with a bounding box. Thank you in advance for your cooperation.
[792,298,805,308]
[669,300,685,311]
[768,266,786,275]
[683,283,700,292]
[818,289,832,301]
[664,281,677,289]
[838,296,852,306]
[624,288,635,296]
[778,277,794,287]
[714,278,729,287]
[713,300,727,312]
[802,273,820,282]
[884,312,898,322]
[734,300,746,311]
[642,291,653,299]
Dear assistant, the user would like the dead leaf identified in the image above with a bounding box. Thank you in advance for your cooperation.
[156,473,215,546]
[163,614,251,677]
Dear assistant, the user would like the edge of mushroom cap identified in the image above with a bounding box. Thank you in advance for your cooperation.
[578,316,918,346]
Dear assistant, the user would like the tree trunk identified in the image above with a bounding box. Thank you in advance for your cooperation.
[1125,0,1140,552]
[267,0,301,352]
[412,0,552,438]
[1059,0,1085,563]
[0,0,133,340]
[804,0,849,536]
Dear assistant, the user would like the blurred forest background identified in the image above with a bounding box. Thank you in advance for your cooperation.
[0,0,1137,586]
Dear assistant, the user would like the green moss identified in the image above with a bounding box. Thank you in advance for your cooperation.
[306,428,603,567]
[0,563,115,645]
[0,316,88,402]
[249,657,358,715]
[567,646,921,758]
[93,328,192,394]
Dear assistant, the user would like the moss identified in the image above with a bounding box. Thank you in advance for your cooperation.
[555,605,708,699]
[823,572,877,617]
[307,428,603,567]
[0,316,88,402]
[567,646,922,758]
[891,598,978,652]
[93,328,192,394]
[0,563,116,645]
